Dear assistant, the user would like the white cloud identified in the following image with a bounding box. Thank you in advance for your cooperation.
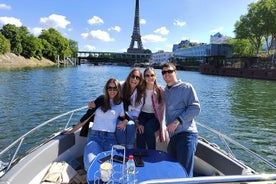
[0,4,11,10]
[211,26,224,33]
[173,19,186,27]
[142,34,167,43]
[81,29,114,42]
[84,45,96,51]
[154,26,169,35]
[108,26,121,32]
[40,14,70,29]
[88,16,104,25]
[140,19,146,25]
[0,16,22,27]
[31,27,43,36]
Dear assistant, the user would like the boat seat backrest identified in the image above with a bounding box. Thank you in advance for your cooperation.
[0,133,75,184]
[195,141,244,175]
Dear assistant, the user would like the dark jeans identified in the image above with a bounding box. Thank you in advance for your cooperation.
[167,132,198,177]
[136,111,160,149]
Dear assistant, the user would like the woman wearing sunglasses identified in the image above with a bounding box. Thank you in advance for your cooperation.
[64,78,128,170]
[136,67,167,149]
[116,67,144,149]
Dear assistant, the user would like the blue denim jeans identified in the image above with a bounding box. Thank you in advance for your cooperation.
[167,132,198,177]
[136,112,160,149]
[83,130,116,170]
[115,120,135,149]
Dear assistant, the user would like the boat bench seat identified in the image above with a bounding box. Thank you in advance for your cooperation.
[195,140,245,176]
[1,133,76,184]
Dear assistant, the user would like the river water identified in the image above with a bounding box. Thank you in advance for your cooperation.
[0,64,275,172]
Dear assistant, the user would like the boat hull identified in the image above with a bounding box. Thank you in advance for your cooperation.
[200,64,276,80]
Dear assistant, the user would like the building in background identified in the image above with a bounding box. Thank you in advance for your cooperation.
[172,32,232,62]
[210,32,231,44]
[149,50,173,64]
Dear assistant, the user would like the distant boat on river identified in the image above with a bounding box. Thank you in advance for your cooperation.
[200,56,276,80]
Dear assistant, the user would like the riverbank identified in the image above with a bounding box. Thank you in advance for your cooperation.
[0,53,56,70]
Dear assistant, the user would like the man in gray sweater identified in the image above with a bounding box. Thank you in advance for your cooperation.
[161,62,200,177]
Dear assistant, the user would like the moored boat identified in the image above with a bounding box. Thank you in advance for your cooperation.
[0,106,275,183]
[200,56,276,81]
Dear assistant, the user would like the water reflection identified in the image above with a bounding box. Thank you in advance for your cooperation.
[228,78,276,167]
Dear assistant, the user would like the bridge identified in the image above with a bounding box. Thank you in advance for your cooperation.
[77,51,151,65]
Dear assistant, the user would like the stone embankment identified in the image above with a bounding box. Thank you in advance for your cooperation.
[0,53,56,70]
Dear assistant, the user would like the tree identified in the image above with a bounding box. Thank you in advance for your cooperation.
[144,49,152,54]
[0,33,10,54]
[234,0,276,56]
[0,23,78,62]
[256,0,276,53]
[69,39,78,57]
[235,12,263,55]
[227,38,255,56]
[40,39,57,61]
[39,28,72,61]
[19,26,37,58]
[0,24,22,55]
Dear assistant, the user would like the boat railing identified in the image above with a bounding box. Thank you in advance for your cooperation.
[0,106,87,176]
[140,174,276,184]
[0,106,275,178]
[196,122,276,170]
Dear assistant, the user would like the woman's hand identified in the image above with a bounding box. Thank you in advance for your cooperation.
[117,119,128,130]
[136,124,144,134]
[88,101,96,109]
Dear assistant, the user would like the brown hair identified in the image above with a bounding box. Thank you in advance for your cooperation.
[102,78,122,112]
[161,62,176,70]
[122,67,144,107]
[143,67,162,104]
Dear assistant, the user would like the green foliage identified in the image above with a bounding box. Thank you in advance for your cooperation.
[40,39,58,61]
[0,33,10,54]
[69,39,78,57]
[234,0,276,56]
[38,28,73,61]
[1,24,22,55]
[0,24,78,62]
[227,38,256,56]
[144,49,152,54]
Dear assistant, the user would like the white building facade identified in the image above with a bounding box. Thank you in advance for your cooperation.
[149,50,173,64]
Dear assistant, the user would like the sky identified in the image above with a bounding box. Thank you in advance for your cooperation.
[0,0,257,53]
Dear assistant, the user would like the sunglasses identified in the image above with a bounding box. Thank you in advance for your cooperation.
[130,74,141,80]
[162,70,175,75]
[107,86,118,91]
[145,74,155,78]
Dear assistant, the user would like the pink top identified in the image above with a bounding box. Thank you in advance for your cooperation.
[151,86,166,142]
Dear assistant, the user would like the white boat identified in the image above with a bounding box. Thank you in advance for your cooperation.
[0,106,275,184]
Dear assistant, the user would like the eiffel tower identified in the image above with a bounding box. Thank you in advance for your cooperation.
[127,0,144,53]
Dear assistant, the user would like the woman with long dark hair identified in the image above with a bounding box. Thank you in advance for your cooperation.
[116,67,144,149]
